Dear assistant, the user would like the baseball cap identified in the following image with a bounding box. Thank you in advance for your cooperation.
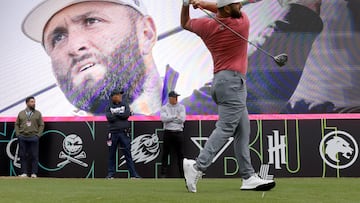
[216,0,242,8]
[110,88,124,96]
[168,91,180,98]
[22,0,148,43]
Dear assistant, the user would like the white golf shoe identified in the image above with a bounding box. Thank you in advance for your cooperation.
[240,174,275,191]
[19,173,28,178]
[183,158,203,193]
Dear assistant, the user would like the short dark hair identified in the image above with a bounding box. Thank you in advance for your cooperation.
[110,88,124,97]
[25,96,35,103]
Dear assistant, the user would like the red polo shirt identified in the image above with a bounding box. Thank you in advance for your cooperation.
[189,12,250,75]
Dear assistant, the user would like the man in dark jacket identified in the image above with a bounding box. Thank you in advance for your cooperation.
[105,89,139,179]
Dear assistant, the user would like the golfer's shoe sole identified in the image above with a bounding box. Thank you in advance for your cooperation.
[241,182,276,191]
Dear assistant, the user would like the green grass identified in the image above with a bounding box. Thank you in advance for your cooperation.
[0,178,358,203]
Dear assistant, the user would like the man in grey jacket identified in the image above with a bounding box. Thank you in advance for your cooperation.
[15,96,44,178]
[160,91,186,178]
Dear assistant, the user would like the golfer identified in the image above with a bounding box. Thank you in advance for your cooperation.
[181,0,275,192]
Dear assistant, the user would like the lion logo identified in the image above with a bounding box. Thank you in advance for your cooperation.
[325,137,353,162]
[119,134,160,166]
[319,130,359,169]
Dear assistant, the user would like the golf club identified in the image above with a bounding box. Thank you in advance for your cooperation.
[200,8,288,67]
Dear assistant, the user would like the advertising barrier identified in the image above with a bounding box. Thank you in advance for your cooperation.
[1,115,359,178]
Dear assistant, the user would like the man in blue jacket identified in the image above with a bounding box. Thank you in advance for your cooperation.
[105,89,139,179]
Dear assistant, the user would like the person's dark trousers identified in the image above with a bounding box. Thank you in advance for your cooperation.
[107,131,139,178]
[18,135,39,175]
[161,130,184,178]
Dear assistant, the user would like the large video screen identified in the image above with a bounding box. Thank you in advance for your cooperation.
[0,0,359,116]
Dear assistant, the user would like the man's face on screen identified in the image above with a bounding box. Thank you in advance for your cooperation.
[43,2,146,114]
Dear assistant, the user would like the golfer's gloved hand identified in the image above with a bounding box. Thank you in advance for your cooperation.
[190,0,202,9]
[183,0,202,9]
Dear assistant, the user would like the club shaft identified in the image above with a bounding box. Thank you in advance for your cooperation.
[200,9,275,59]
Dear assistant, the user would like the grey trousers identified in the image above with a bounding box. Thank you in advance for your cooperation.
[196,70,255,179]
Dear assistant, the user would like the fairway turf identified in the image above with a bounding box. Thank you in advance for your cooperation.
[0,178,358,203]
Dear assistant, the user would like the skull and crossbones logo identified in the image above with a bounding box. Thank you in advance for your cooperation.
[57,134,88,168]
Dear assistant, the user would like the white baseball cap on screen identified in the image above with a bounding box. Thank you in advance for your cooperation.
[22,0,148,43]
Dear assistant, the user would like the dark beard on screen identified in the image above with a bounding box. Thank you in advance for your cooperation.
[54,34,147,115]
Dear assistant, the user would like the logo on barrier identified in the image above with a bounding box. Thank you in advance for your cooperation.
[191,137,234,163]
[57,134,88,168]
[6,138,21,168]
[268,130,286,169]
[259,164,274,180]
[319,130,359,169]
[120,134,160,166]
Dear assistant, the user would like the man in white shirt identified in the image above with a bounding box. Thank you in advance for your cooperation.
[160,91,186,178]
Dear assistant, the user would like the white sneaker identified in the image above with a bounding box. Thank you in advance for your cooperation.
[183,158,203,193]
[31,174,37,178]
[240,174,275,191]
[19,173,28,178]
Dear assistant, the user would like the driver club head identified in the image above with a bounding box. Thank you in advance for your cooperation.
[273,53,288,67]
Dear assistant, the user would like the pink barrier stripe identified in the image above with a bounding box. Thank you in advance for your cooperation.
[129,115,220,121]
[248,114,360,120]
[1,114,360,122]
[0,117,16,122]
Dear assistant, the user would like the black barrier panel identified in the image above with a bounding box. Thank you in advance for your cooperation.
[1,119,359,178]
